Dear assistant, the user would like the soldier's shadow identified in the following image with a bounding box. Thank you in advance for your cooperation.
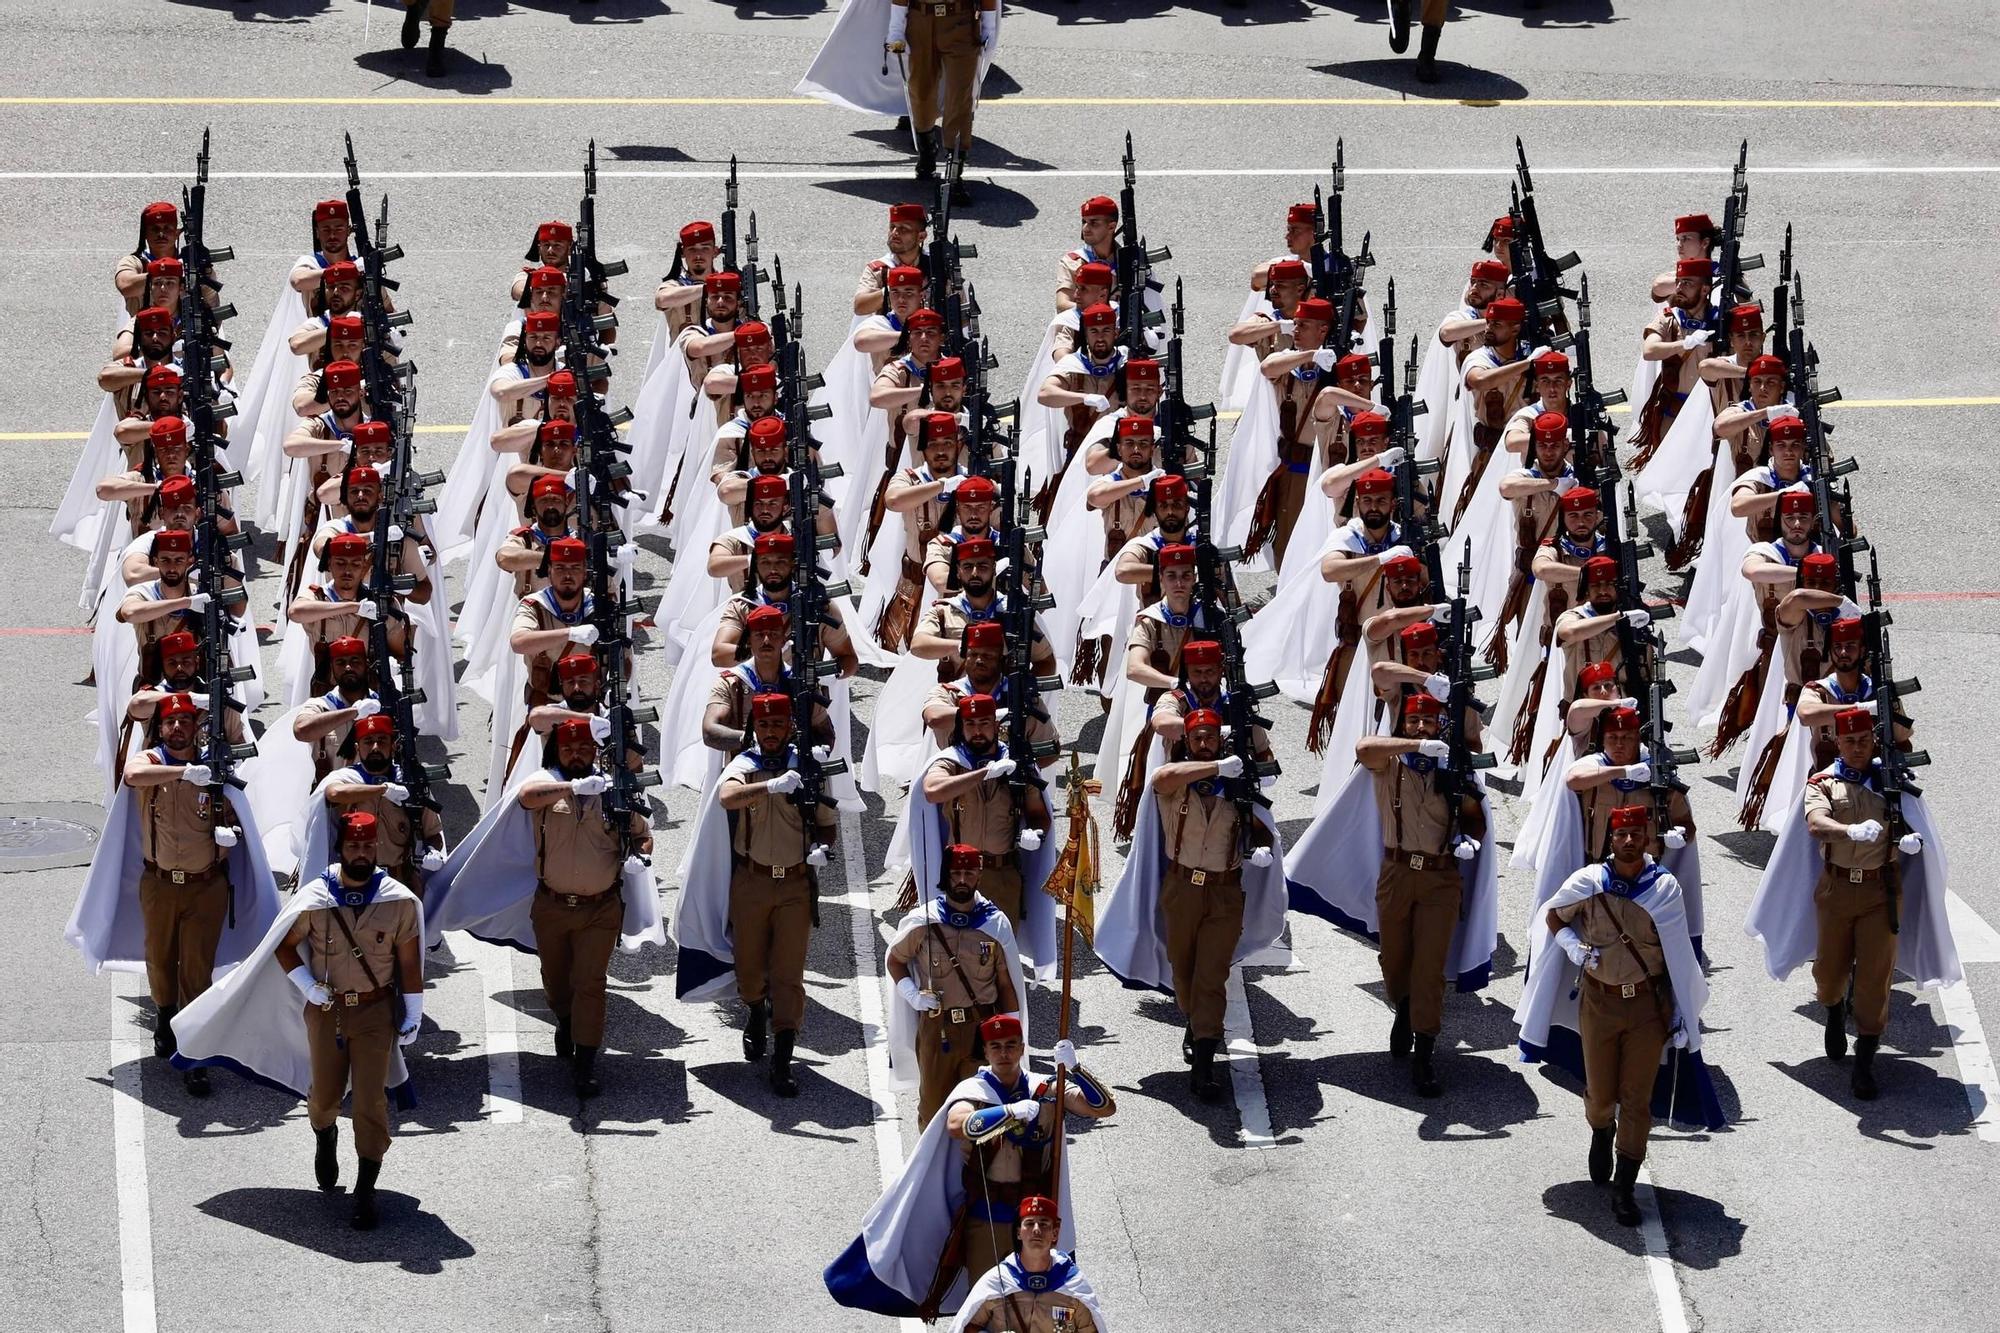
[196,1186,476,1272]
[1119,1069,1296,1149]
[1309,58,1530,101]
[164,0,330,18]
[1540,1180,1746,1266]
[1772,991,1978,1147]
[352,48,515,95]
[690,1056,878,1142]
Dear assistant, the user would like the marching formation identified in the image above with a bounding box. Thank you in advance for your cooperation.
[56,129,1958,1324]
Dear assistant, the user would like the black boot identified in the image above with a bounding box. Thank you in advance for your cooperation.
[1411,1032,1442,1098]
[351,1157,381,1231]
[182,1067,211,1098]
[425,25,447,78]
[154,1005,177,1060]
[770,1029,799,1098]
[554,1017,574,1062]
[1415,25,1441,83]
[314,1126,340,1189]
[400,2,421,48]
[1389,999,1412,1060]
[1385,0,1411,53]
[1182,1026,1195,1065]
[915,134,937,183]
[1610,1154,1642,1226]
[743,1000,769,1061]
[572,1044,602,1100]
[1851,1034,1880,1100]
[1823,1002,1847,1061]
[1189,1037,1225,1103]
[1588,1127,1615,1186]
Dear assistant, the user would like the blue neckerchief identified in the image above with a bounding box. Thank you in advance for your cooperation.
[1079,243,1105,266]
[1292,364,1320,382]
[1820,673,1873,704]
[323,864,387,910]
[978,1068,1051,1145]
[1401,753,1437,776]
[1834,758,1879,789]
[536,586,593,625]
[320,411,351,441]
[1771,540,1821,570]
[956,594,999,623]
[1599,859,1659,900]
[320,688,377,711]
[1594,747,1650,793]
[886,312,903,333]
[1809,605,1840,629]
[1355,520,1403,556]
[951,740,1012,773]
[1003,1253,1078,1295]
[1158,602,1196,629]
[1556,531,1607,560]
[1190,777,1225,798]
[937,898,996,930]
[899,355,928,381]
[753,743,796,773]
[1076,348,1124,379]
[734,662,788,695]
[1673,306,1717,333]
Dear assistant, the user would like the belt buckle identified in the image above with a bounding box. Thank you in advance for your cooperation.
[948,1006,970,1025]
[1189,868,1209,886]
[343,991,360,1007]
[564,893,580,907]
[169,869,188,885]
[1848,868,1865,884]
[930,2,948,14]
[1620,983,1636,999]
[1409,853,1426,871]
[771,863,788,880]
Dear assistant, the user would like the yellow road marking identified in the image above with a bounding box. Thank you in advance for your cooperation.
[8,395,1994,443]
[1,95,1996,110]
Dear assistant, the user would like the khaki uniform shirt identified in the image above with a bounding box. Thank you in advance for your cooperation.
[1805,765,1891,872]
[960,1289,1100,1333]
[324,769,419,869]
[723,765,835,867]
[1462,342,1531,433]
[1161,785,1242,873]
[928,753,1018,855]
[1128,605,1202,675]
[1554,889,1665,987]
[303,896,418,994]
[895,467,954,565]
[138,762,224,872]
[534,790,623,895]
[886,915,1005,1008]
[297,693,364,775]
[1647,306,1710,399]
[1779,612,1837,688]
[511,590,592,699]
[303,584,365,649]
[1554,605,1621,702]
[1372,758,1453,858]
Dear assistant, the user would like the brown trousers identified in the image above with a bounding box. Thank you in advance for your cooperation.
[976,861,1025,935]
[1580,981,1668,1161]
[1160,866,1245,1041]
[1812,870,1896,1035]
[138,864,231,1010]
[905,2,983,151]
[1268,466,1309,568]
[729,865,813,1031]
[531,888,623,1047]
[1375,861,1461,1036]
[403,0,453,25]
[306,997,397,1160]
[915,1010,984,1127]
[1421,0,1447,27]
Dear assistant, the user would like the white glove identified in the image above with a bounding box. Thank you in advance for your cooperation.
[1425,672,1452,703]
[1766,405,1799,421]
[287,965,331,1007]
[213,826,239,849]
[896,977,937,1013]
[1052,1039,1079,1071]
[1857,699,1879,716]
[398,994,423,1045]
[1214,754,1244,778]
[806,844,829,868]
[421,848,446,872]
[1311,347,1338,370]
[1669,1018,1690,1050]
[984,757,1017,782]
[1375,446,1408,471]
[764,769,803,796]
[186,691,210,710]
[354,599,379,622]
[1554,926,1593,970]
[1617,696,1638,711]
[623,854,649,877]
[1416,739,1449,759]
[1081,393,1111,413]
[1847,819,1883,844]
[1782,480,1811,496]
[937,473,963,496]
[1898,832,1923,855]
[613,543,639,570]
[353,697,382,719]
[589,715,612,743]
[1376,544,1414,566]
[386,524,405,544]
[571,774,611,797]
[1452,835,1479,862]
[1276,319,1296,337]
[1623,763,1652,783]
[1663,826,1688,850]
[1623,609,1652,628]
[884,1,907,47]
[978,8,998,47]
[179,763,213,785]
[1017,827,1044,852]
[812,745,835,764]
[567,624,600,646]
[1006,1099,1042,1124]
[1680,329,1714,351]
[1249,846,1274,869]
[384,782,411,804]
[186,591,211,612]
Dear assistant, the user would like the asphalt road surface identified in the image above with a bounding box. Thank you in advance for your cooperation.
[4,3,1998,1331]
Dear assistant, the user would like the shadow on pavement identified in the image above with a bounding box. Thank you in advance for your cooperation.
[690,1056,877,1141]
[165,0,331,19]
[1311,57,1530,102]
[1541,1178,1747,1266]
[197,1186,476,1272]
[353,47,515,95]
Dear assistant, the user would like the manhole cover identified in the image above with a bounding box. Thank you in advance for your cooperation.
[0,804,104,873]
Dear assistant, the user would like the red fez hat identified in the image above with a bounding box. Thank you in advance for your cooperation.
[1079,196,1117,220]
[1531,350,1572,376]
[957,693,998,720]
[954,535,997,562]
[749,691,791,722]
[327,314,364,340]
[345,464,381,490]
[704,270,741,294]
[1605,705,1643,732]
[322,260,361,285]
[351,421,390,448]
[158,691,200,719]
[1294,297,1335,325]
[1079,302,1117,330]
[1076,262,1115,289]
[1266,259,1309,287]
[1149,474,1190,504]
[679,220,716,246]
[955,475,997,502]
[554,718,596,748]
[1287,202,1318,228]
[313,199,347,224]
[328,635,367,660]
[738,363,779,395]
[354,713,394,740]
[1561,485,1601,514]
[527,266,566,290]
[931,356,966,383]
[1116,415,1155,440]
[323,359,362,391]
[753,531,795,557]
[1609,804,1652,830]
[1747,354,1786,380]
[1470,259,1509,284]
[1484,297,1526,323]
[1830,616,1864,644]
[980,1012,1023,1042]
[1730,303,1765,331]
[1350,411,1389,440]
[1766,414,1805,442]
[1182,639,1222,668]
[327,532,372,561]
[154,528,194,555]
[1158,543,1197,570]
[147,256,185,279]
[536,220,574,245]
[748,473,789,503]
[909,309,949,335]
[548,536,588,565]
[1353,468,1395,496]
[963,620,1006,652]
[141,201,178,225]
[1125,358,1161,385]
[545,370,579,399]
[1184,708,1224,732]
[1834,707,1873,736]
[1399,622,1439,652]
[887,264,925,291]
[135,306,174,333]
[150,416,189,449]
[924,410,961,439]
[144,363,183,390]
[538,419,576,446]
[158,630,199,658]
[1675,257,1711,280]
[338,811,379,842]
[1579,660,1617,688]
[555,651,598,680]
[945,843,985,870]
[734,321,773,348]
[1800,552,1838,584]
[1582,554,1618,583]
[1490,215,1517,240]
[530,474,569,502]
[157,475,196,508]
[889,202,928,225]
[1674,213,1715,236]
[744,603,789,630]
[1778,490,1816,516]
[747,415,787,447]
[1534,412,1571,444]
[1403,693,1443,720]
[523,310,560,335]
[1383,554,1424,580]
[1335,352,1373,380]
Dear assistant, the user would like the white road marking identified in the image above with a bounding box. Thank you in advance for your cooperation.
[2,165,1997,182]
[1947,890,2000,963]
[1224,966,1278,1150]
[109,987,158,1333]
[1634,1166,1693,1333]
[835,807,925,1333]
[1938,982,2000,1143]
[468,937,524,1126]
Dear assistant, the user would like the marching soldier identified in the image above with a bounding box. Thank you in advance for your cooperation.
[877,413,968,650]
[322,715,446,892]
[1056,198,1120,310]
[920,694,1053,929]
[854,204,930,316]
[399,0,453,77]
[1560,706,1695,862]
[497,474,580,601]
[951,1195,1108,1332]
[1355,694,1485,1097]
[718,693,837,1097]
[887,842,1023,1126]
[517,721,653,1099]
[657,220,720,340]
[292,636,381,784]
[529,652,649,773]
[1551,555,1651,703]
[290,532,408,693]
[1633,258,1719,460]
[701,605,835,755]
[911,535,1058,683]
[1795,616,1914,770]
[921,620,1060,758]
[277,812,424,1229]
[710,532,861,678]
[1648,213,1720,302]
[707,472,795,596]
[884,0,997,193]
[1385,0,1453,82]
[1451,295,1533,525]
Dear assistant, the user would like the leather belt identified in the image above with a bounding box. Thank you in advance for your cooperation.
[537,883,616,908]
[1585,973,1654,999]
[931,1005,976,1026]
[1390,849,1447,872]
[746,857,807,881]
[1177,865,1242,888]
[1838,866,1886,885]
[146,862,217,886]
[337,985,395,1007]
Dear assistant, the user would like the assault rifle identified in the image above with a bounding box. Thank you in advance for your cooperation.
[579,142,628,318]
[1506,192,1572,356]
[343,134,412,420]
[1115,133,1170,357]
[1512,138,1581,322]
[1784,272,1861,597]
[1713,141,1764,311]
[720,155,741,281]
[1190,441,1281,844]
[1862,551,1928,935]
[1439,546,1495,860]
[1157,279,1215,482]
[1770,225,1793,346]
[1568,274,1625,484]
[1600,479,1677,688]
[999,438,1061,817]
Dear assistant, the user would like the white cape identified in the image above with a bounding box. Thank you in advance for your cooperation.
[884,896,1029,1094]
[237,262,312,507]
[796,0,1002,118]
